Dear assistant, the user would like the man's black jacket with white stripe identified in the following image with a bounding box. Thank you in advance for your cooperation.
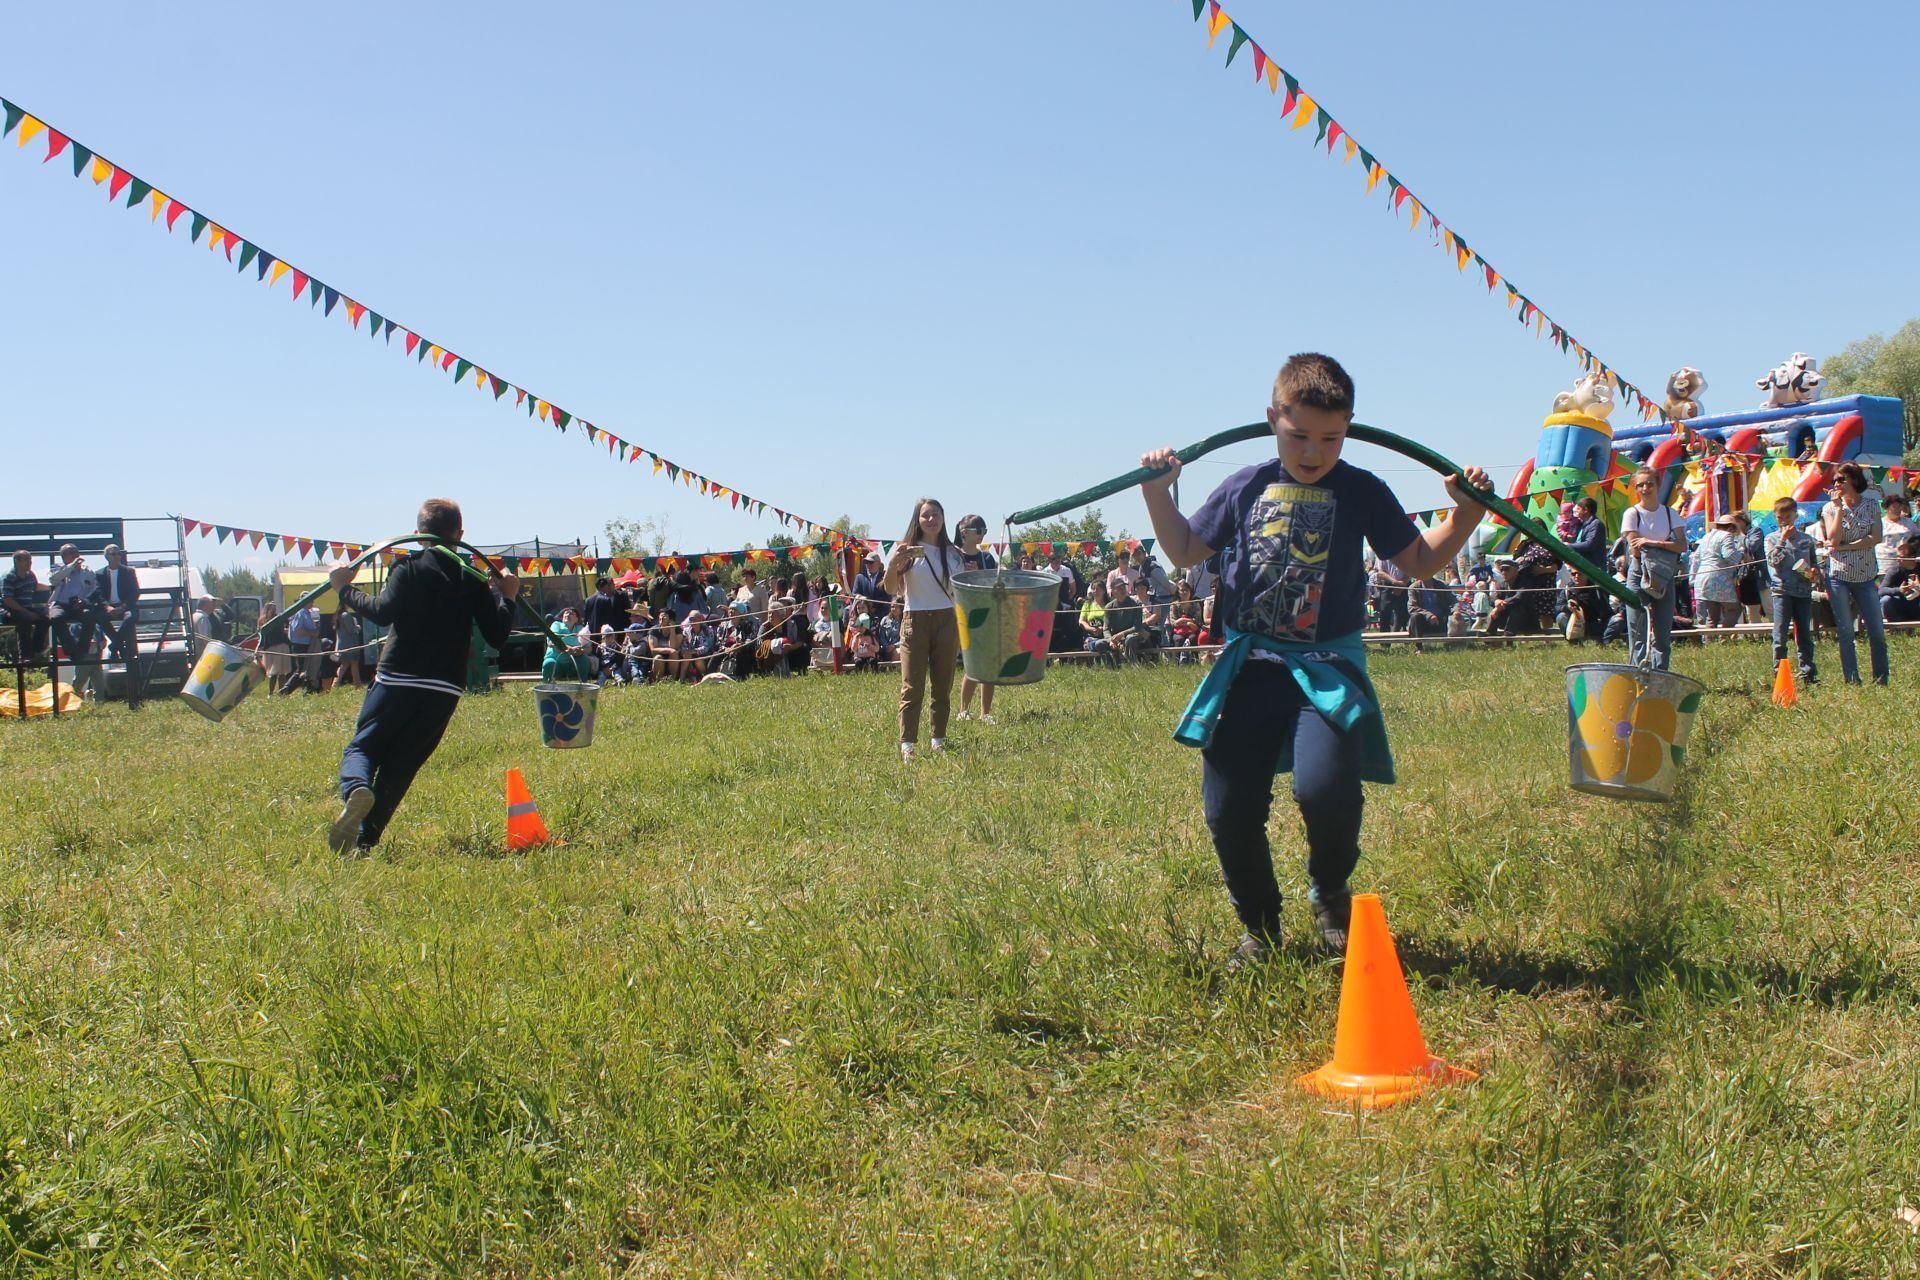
[342,547,515,698]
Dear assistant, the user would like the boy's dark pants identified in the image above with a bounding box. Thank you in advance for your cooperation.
[1201,660,1364,940]
[339,681,458,848]
[1770,592,1816,678]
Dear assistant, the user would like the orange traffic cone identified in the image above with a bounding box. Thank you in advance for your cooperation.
[1771,657,1798,709]
[1298,894,1476,1108]
[506,768,550,850]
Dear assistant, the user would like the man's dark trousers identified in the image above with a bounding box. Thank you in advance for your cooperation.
[338,681,459,849]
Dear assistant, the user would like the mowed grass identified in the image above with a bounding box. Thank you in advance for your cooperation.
[4,637,1920,1278]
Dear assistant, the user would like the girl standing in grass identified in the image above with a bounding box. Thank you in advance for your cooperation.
[883,498,963,759]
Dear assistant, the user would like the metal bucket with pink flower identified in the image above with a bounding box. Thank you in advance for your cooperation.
[1565,663,1705,802]
[953,570,1060,685]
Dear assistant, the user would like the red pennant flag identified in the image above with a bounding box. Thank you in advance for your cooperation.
[345,301,365,328]
[297,538,313,558]
[43,130,70,163]
[290,269,310,297]
[1252,47,1267,80]
[248,531,264,549]
[107,167,132,200]
[1325,120,1344,152]
[180,519,198,536]
[403,331,420,356]
[164,199,189,231]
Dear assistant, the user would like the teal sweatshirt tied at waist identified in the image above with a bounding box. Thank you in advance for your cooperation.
[1173,628,1395,783]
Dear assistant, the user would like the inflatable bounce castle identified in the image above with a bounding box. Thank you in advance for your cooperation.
[1495,353,1906,544]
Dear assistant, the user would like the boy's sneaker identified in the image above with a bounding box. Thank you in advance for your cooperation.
[979,713,996,725]
[956,709,973,722]
[929,738,947,754]
[1308,884,1352,957]
[329,787,375,854]
[1226,930,1279,972]
[900,742,915,761]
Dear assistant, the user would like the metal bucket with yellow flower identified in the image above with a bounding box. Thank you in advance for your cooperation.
[953,569,1061,686]
[178,640,267,723]
[1566,663,1705,802]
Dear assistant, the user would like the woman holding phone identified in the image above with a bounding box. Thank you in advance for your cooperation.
[884,498,963,758]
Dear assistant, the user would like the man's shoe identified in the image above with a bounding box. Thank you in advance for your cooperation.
[929,738,947,754]
[1226,930,1278,972]
[900,742,915,762]
[1309,884,1353,957]
[979,713,996,725]
[329,787,375,854]
[956,709,973,722]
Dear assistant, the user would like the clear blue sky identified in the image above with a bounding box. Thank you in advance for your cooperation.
[5,1,1917,574]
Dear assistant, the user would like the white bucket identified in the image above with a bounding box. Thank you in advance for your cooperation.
[177,640,267,723]
[533,682,599,749]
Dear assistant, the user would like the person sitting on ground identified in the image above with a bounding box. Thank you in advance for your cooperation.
[1130,578,1164,660]
[849,616,883,671]
[1766,497,1820,685]
[757,595,811,677]
[595,624,628,685]
[685,610,719,676]
[877,599,903,661]
[1101,578,1146,664]
[621,621,650,683]
[1078,578,1111,660]
[541,607,593,683]
[3,549,50,663]
[1878,533,1920,624]
[647,608,693,682]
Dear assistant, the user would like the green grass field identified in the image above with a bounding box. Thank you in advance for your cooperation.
[5,639,1920,1278]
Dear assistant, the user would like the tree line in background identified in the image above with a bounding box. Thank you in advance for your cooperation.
[1824,318,1920,462]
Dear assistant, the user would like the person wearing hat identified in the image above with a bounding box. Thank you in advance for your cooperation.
[1693,510,1746,632]
[852,551,892,625]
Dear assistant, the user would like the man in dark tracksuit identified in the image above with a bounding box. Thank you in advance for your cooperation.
[326,499,519,854]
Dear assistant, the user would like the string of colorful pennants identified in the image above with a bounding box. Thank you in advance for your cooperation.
[176,516,840,576]
[1188,2,1666,421]
[1,95,839,538]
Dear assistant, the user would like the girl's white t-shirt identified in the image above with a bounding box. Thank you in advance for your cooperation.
[901,545,963,611]
[1622,503,1682,549]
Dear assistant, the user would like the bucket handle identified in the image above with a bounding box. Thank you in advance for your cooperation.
[1004,420,1643,609]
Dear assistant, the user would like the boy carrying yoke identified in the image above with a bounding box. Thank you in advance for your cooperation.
[1140,354,1490,965]
[326,498,520,854]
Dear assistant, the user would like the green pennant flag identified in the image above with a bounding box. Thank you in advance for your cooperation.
[554,410,571,430]
[125,177,152,208]
[1313,108,1331,146]
[308,278,323,305]
[70,142,92,178]
[490,375,507,399]
[454,358,472,384]
[367,311,383,337]
[1225,24,1249,66]
[190,213,208,243]
[236,242,258,274]
[1,101,22,139]
[1358,147,1374,172]
[1191,0,1205,18]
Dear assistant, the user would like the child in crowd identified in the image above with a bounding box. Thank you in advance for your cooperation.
[1766,496,1819,683]
[849,616,882,670]
[1139,353,1490,965]
[327,498,518,854]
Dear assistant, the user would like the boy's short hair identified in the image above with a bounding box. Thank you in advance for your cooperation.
[1272,353,1355,415]
[416,498,462,539]
[1773,498,1798,514]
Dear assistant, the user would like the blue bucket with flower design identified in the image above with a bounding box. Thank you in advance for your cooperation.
[532,681,599,749]
[1566,663,1705,802]
[953,569,1060,686]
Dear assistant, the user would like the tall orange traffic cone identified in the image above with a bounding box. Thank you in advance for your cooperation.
[1298,894,1476,1108]
[506,768,550,850]
[1771,657,1798,709]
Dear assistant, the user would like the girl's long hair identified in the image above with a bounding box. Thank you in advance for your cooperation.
[900,498,953,597]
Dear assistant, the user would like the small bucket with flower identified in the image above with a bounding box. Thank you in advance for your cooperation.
[178,640,268,723]
[1565,663,1705,802]
[952,570,1060,686]
[532,681,599,749]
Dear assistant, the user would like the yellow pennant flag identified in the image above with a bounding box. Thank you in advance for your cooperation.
[16,115,44,148]
[1206,7,1231,44]
[534,399,549,420]
[268,259,291,286]
[205,224,226,250]
[1442,229,1455,257]
[1291,95,1316,129]
[1265,61,1280,93]
[148,189,168,221]
[426,345,442,364]
[1505,287,1518,309]
[1364,163,1384,193]
[473,366,487,389]
[91,155,112,183]
[652,457,664,474]
[1408,197,1422,230]
[1456,242,1471,271]
[1342,136,1357,163]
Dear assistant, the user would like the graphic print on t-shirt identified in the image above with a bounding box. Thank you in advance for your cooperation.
[1236,481,1334,640]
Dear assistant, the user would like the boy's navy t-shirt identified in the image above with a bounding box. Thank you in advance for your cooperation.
[1188,457,1418,642]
